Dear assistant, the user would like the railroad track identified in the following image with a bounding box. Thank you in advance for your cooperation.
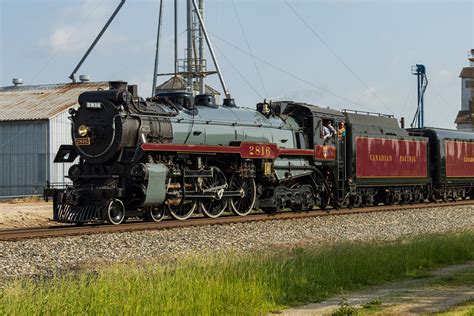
[1,201,473,241]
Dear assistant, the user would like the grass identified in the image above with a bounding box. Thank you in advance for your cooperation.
[430,268,474,287]
[435,299,474,316]
[360,299,384,313]
[331,301,360,316]
[2,232,474,315]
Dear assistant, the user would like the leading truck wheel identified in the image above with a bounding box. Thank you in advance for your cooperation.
[105,199,125,225]
[144,206,165,222]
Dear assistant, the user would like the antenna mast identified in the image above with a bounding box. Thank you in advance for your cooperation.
[410,64,428,128]
[153,0,231,100]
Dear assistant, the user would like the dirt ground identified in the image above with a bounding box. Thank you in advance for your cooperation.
[0,198,52,228]
[282,262,474,315]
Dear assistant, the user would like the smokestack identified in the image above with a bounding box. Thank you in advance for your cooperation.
[469,49,474,66]
[109,81,128,90]
[400,117,405,129]
[12,78,23,86]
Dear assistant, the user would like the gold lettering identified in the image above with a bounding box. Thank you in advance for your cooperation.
[369,154,393,162]
[400,156,417,163]
[464,157,474,163]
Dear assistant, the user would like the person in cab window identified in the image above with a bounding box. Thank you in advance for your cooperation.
[323,120,336,142]
[338,122,346,140]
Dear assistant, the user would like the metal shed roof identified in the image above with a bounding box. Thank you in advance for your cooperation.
[459,67,474,78]
[0,82,108,122]
[155,75,221,96]
[455,110,473,124]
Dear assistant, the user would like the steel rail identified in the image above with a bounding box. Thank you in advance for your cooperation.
[1,200,473,241]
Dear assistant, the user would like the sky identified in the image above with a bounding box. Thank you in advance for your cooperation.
[1,0,473,129]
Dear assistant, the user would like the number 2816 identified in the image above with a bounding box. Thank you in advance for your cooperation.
[248,145,272,157]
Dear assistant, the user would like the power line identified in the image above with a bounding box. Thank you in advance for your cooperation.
[430,80,451,108]
[214,44,264,99]
[401,77,416,114]
[209,31,377,112]
[231,0,268,97]
[285,0,393,115]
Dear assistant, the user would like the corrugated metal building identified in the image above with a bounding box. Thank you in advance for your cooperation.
[0,81,108,197]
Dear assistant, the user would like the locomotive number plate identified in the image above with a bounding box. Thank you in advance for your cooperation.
[248,145,272,157]
[240,143,278,159]
[75,137,91,146]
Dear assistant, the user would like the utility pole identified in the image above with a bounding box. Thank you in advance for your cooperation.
[151,0,164,96]
[186,0,193,93]
[174,0,178,75]
[198,0,205,94]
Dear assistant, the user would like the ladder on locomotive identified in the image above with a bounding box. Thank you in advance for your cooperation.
[336,138,346,200]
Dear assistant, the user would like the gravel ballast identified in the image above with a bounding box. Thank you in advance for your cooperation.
[1,205,473,279]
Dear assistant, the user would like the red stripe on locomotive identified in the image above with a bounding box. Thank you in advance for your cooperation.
[141,142,315,159]
[355,137,428,178]
[445,140,474,178]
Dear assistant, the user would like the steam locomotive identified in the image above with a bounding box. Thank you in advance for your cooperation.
[45,81,474,224]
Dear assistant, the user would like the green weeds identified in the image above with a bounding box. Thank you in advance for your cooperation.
[2,232,474,315]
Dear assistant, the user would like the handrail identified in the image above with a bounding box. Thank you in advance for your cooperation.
[341,109,394,118]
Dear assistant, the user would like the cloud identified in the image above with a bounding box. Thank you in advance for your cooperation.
[390,55,401,67]
[354,86,380,104]
[45,1,127,54]
[49,26,81,53]
[272,88,326,104]
[348,85,395,114]
[80,0,111,19]
[436,69,456,85]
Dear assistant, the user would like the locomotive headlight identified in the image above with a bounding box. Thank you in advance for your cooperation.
[78,125,89,137]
